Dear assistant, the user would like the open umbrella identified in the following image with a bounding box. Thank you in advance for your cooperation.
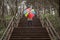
[24,8,36,19]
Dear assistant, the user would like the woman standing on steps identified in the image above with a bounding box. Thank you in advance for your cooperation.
[24,4,36,26]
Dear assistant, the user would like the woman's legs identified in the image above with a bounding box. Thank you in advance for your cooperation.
[28,20,32,26]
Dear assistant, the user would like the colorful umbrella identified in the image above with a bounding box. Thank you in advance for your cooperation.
[23,8,36,19]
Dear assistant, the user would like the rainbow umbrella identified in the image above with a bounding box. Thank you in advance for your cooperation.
[23,8,36,18]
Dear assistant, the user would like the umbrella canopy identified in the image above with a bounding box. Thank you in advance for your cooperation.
[23,8,36,19]
[24,8,36,14]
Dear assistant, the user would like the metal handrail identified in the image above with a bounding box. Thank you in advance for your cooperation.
[0,16,15,40]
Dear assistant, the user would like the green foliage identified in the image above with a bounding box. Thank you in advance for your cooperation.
[48,15,60,31]
[41,13,60,35]
[0,24,6,38]
[41,13,50,20]
[5,15,13,21]
[0,15,12,38]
